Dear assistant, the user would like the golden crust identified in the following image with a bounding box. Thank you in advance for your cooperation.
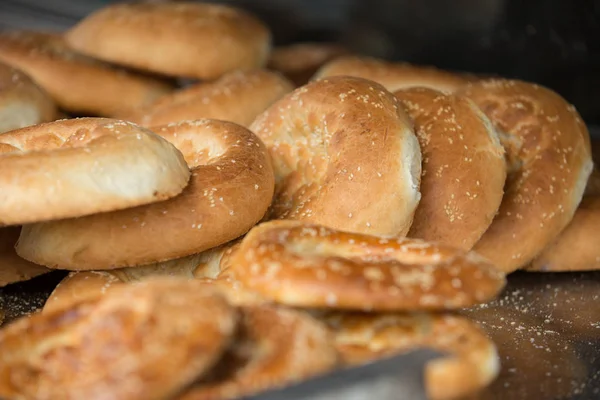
[17,120,274,269]
[0,31,174,116]
[458,79,594,272]
[178,304,338,400]
[0,62,58,133]
[0,278,238,400]
[527,195,600,271]
[125,70,293,128]
[66,2,271,79]
[321,312,500,400]
[0,227,49,287]
[313,56,471,93]
[250,75,421,237]
[395,87,506,250]
[230,220,506,311]
[0,118,189,226]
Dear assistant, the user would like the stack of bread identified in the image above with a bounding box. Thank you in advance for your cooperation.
[0,2,597,400]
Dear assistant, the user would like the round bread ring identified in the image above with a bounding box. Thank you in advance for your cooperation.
[0,278,237,400]
[267,43,349,86]
[394,87,506,250]
[0,227,49,288]
[43,240,241,313]
[125,70,293,128]
[0,31,174,117]
[527,196,600,272]
[229,220,506,311]
[0,118,189,226]
[313,56,472,94]
[66,2,271,79]
[17,119,274,269]
[0,62,57,133]
[250,75,422,237]
[178,304,338,400]
[321,312,499,400]
[457,79,594,272]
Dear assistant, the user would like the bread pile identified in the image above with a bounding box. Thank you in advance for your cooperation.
[0,2,597,400]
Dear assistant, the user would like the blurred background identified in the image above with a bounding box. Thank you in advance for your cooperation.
[1,0,599,124]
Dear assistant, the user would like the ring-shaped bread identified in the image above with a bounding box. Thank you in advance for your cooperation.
[17,120,275,270]
[0,117,189,226]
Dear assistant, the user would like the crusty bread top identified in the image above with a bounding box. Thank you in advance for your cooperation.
[250,75,422,237]
[313,56,471,93]
[395,87,506,250]
[0,62,57,133]
[66,2,271,79]
[458,79,593,272]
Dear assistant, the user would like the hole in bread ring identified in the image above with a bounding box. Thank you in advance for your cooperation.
[250,76,421,237]
[321,312,500,400]
[17,120,275,270]
[0,278,237,400]
[458,80,594,272]
[179,304,338,400]
[0,118,189,226]
[229,220,506,311]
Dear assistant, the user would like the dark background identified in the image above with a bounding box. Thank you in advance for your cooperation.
[1,0,599,125]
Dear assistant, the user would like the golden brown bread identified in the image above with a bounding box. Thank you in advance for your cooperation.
[178,304,338,400]
[124,70,293,128]
[0,278,238,400]
[66,2,271,79]
[313,56,471,93]
[268,42,349,86]
[0,62,57,133]
[321,312,500,400]
[17,119,273,269]
[250,76,422,237]
[229,220,506,311]
[458,79,593,272]
[0,118,189,226]
[0,227,49,287]
[527,196,600,271]
[395,87,506,250]
[0,31,174,116]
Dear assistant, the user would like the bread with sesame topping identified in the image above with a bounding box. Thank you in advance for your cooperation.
[313,56,472,94]
[0,62,58,133]
[229,220,506,311]
[17,120,274,270]
[320,312,500,400]
[527,195,600,272]
[458,79,593,273]
[0,118,190,226]
[0,31,174,117]
[395,88,506,250]
[65,2,271,79]
[250,76,422,237]
[124,70,294,128]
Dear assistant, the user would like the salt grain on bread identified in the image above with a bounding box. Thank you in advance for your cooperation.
[321,312,500,400]
[0,62,57,133]
[0,278,237,400]
[250,76,422,237]
[178,304,338,400]
[268,42,349,86]
[395,87,506,250]
[458,79,593,272]
[0,118,189,226]
[0,227,49,287]
[17,120,274,269]
[230,220,506,311]
[527,196,600,272]
[125,70,293,128]
[0,31,174,117]
[313,56,472,94]
[66,2,271,79]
